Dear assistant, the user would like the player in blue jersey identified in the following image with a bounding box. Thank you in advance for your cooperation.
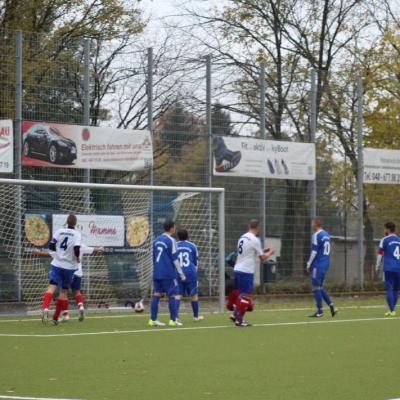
[149,220,186,327]
[306,217,337,318]
[175,229,204,324]
[376,222,400,317]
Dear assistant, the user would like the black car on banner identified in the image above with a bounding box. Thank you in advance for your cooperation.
[23,124,77,164]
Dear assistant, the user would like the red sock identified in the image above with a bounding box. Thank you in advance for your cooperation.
[53,299,63,321]
[42,292,53,310]
[62,299,69,313]
[235,296,252,320]
[226,289,240,311]
[75,293,85,306]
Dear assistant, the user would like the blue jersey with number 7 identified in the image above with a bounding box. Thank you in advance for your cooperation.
[310,229,331,272]
[379,234,400,272]
[153,233,178,279]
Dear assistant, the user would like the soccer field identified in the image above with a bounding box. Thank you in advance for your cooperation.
[0,299,399,400]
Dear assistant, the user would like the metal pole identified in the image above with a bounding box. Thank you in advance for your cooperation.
[147,48,154,186]
[260,63,266,292]
[206,55,213,297]
[15,31,23,302]
[310,69,317,220]
[83,39,91,300]
[356,76,364,289]
[218,191,225,312]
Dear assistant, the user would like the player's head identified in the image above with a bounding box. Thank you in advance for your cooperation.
[163,219,175,235]
[384,222,396,235]
[312,217,323,231]
[66,213,77,228]
[177,228,189,241]
[248,219,260,235]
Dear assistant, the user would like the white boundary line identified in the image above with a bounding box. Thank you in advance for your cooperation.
[0,316,398,338]
[0,304,387,324]
[0,395,85,400]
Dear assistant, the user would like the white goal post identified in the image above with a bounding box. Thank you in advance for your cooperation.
[0,178,225,312]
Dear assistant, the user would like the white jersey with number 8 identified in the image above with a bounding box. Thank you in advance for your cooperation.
[234,232,264,274]
[50,228,82,270]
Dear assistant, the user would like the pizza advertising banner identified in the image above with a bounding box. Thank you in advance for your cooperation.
[212,136,315,181]
[0,119,14,173]
[21,121,153,171]
[364,148,400,184]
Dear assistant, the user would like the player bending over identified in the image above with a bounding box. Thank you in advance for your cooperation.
[149,220,186,327]
[376,222,400,317]
[306,217,337,318]
[232,219,274,327]
[34,244,103,322]
[41,214,81,325]
[175,229,204,324]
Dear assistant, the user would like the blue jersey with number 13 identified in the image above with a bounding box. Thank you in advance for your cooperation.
[176,240,199,282]
[310,229,331,272]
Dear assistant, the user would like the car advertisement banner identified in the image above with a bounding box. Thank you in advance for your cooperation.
[22,121,153,171]
[213,136,315,180]
[52,214,125,247]
[364,148,400,184]
[0,120,14,173]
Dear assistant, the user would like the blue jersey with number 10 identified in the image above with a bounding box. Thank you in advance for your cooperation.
[176,240,199,282]
[379,234,400,272]
[153,233,178,280]
[310,229,331,272]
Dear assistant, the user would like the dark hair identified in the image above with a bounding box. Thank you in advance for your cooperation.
[248,219,259,229]
[67,213,77,228]
[313,217,323,228]
[163,219,175,232]
[385,222,396,233]
[177,228,189,241]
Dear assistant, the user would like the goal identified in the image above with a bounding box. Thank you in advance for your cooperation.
[0,178,225,312]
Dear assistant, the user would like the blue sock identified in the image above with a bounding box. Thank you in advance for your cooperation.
[313,289,323,312]
[150,296,160,321]
[191,301,199,318]
[387,289,395,312]
[175,298,181,319]
[393,291,399,308]
[168,297,177,321]
[321,288,332,306]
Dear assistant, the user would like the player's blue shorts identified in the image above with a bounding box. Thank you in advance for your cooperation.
[70,275,82,292]
[153,278,178,296]
[234,271,254,294]
[311,268,326,288]
[383,271,400,291]
[178,280,198,296]
[49,265,77,290]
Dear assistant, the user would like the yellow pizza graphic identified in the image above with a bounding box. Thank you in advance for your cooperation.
[25,215,50,247]
[126,216,149,247]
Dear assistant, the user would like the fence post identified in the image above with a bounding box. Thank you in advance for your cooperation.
[260,62,266,292]
[218,191,225,312]
[15,31,23,302]
[206,55,213,296]
[310,69,317,221]
[356,76,364,289]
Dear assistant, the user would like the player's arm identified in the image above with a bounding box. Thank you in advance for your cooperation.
[306,233,318,272]
[80,243,104,255]
[376,239,385,272]
[256,239,274,262]
[32,249,53,257]
[171,239,186,281]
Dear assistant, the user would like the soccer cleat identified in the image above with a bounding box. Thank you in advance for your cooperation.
[385,311,397,317]
[309,311,324,318]
[174,319,183,326]
[194,316,204,322]
[168,320,178,327]
[51,319,59,326]
[329,304,338,317]
[60,314,70,322]
[213,137,242,172]
[42,309,49,325]
[229,314,236,323]
[78,306,85,322]
[235,320,252,327]
[148,319,166,327]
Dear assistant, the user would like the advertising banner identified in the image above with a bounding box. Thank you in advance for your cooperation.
[52,214,125,247]
[364,148,400,184]
[213,136,315,180]
[0,120,13,173]
[22,121,153,171]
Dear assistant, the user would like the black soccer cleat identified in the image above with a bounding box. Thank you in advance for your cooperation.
[329,304,338,317]
[309,311,324,318]
[235,320,252,327]
[51,319,59,326]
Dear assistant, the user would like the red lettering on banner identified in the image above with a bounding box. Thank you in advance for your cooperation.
[89,221,117,236]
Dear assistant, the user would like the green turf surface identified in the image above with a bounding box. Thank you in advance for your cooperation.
[0,299,399,400]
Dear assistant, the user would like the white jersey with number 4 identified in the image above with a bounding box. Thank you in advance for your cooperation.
[50,228,82,270]
[234,232,264,274]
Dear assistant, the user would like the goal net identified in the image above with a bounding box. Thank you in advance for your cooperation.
[0,178,225,312]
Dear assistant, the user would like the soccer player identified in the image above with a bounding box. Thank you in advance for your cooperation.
[175,228,204,323]
[376,222,400,316]
[232,219,274,327]
[306,217,337,318]
[148,220,186,327]
[41,213,81,325]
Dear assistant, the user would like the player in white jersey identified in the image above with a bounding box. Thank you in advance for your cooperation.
[41,214,81,325]
[229,219,274,327]
[35,243,103,322]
